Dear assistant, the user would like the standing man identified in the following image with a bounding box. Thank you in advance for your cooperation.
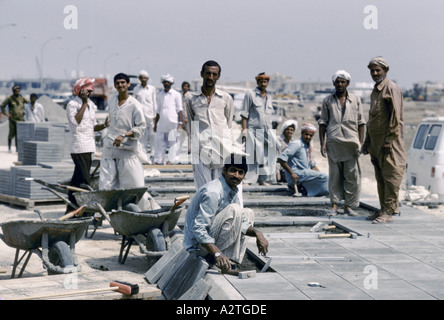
[181,81,192,154]
[318,70,365,216]
[185,60,236,190]
[361,57,406,224]
[153,73,184,164]
[133,70,157,160]
[183,154,268,273]
[241,72,276,186]
[66,78,108,213]
[278,123,329,197]
[0,85,28,152]
[99,73,146,190]
[24,93,45,122]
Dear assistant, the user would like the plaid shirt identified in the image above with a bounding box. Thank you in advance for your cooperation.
[66,96,97,154]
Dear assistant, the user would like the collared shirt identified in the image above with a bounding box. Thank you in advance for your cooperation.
[183,176,251,251]
[24,102,45,122]
[102,95,146,158]
[319,91,365,162]
[185,87,234,168]
[133,83,157,120]
[156,88,183,132]
[66,96,97,154]
[366,77,406,164]
[278,137,316,179]
[0,94,28,121]
[240,87,274,129]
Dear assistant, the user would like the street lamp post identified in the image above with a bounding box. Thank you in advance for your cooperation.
[76,46,93,78]
[40,36,62,91]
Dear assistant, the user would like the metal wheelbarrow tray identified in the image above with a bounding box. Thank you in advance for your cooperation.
[108,205,185,264]
[0,217,92,278]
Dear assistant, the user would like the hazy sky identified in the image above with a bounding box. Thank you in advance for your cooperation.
[1,0,443,89]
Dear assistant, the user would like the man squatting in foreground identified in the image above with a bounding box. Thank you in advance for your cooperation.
[183,154,269,273]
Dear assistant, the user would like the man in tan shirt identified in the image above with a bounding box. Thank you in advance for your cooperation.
[361,57,406,224]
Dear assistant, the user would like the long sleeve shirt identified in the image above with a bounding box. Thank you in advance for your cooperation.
[0,94,28,121]
[185,88,234,169]
[66,96,98,154]
[101,95,146,158]
[240,87,273,129]
[134,83,157,121]
[318,91,365,162]
[183,176,251,252]
[156,88,183,132]
[364,77,406,166]
[25,102,45,123]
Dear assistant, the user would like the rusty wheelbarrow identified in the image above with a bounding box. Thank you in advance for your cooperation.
[93,195,189,264]
[0,209,92,278]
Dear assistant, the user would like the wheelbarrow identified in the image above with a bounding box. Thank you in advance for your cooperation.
[94,195,189,264]
[0,208,92,278]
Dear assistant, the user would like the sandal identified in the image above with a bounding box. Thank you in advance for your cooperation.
[344,209,358,216]
[366,211,381,220]
[327,210,337,216]
[372,213,393,224]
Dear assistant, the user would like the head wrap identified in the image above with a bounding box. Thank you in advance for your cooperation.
[160,73,174,84]
[367,56,389,71]
[332,70,351,83]
[139,70,149,78]
[281,120,298,133]
[301,123,317,133]
[73,78,95,96]
[255,72,270,81]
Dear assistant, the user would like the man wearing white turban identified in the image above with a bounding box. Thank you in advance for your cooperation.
[278,123,329,197]
[362,57,406,224]
[319,70,365,216]
[134,70,157,161]
[154,73,184,164]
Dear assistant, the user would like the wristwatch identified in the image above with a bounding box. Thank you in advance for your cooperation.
[214,252,222,258]
[120,134,126,139]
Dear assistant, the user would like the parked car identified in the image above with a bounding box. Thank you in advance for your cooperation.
[406,117,444,199]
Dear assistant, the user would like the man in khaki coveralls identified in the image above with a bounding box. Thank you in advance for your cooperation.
[361,57,406,224]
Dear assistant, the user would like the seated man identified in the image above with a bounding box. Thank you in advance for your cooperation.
[183,153,269,273]
[278,123,329,197]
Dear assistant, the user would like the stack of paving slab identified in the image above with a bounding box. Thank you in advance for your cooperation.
[17,122,71,164]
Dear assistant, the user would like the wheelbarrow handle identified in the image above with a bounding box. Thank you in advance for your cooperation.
[59,206,87,221]
[170,195,189,211]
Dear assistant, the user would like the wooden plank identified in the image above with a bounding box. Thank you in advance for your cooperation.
[0,193,63,209]
[1,270,161,300]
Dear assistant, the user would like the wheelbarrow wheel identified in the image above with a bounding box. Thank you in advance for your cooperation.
[47,241,74,275]
[146,228,166,252]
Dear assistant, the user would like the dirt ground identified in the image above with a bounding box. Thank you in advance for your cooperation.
[1,98,444,281]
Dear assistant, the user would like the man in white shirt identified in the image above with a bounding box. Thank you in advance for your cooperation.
[66,78,108,212]
[153,73,184,164]
[24,93,45,122]
[99,73,146,190]
[185,60,236,189]
[133,70,157,160]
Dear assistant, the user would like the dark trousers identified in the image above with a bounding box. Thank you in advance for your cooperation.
[67,152,92,213]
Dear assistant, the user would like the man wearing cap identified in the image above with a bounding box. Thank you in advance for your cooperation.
[0,85,28,152]
[66,78,109,212]
[318,70,365,216]
[134,70,157,160]
[183,154,268,273]
[99,73,146,190]
[153,73,184,164]
[278,123,329,197]
[361,57,406,224]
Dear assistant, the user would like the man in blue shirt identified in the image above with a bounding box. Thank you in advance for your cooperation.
[278,123,329,197]
[183,154,269,273]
